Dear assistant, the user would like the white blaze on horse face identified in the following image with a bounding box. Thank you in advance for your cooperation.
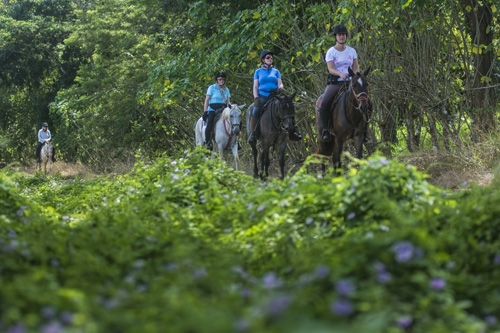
[357,77,363,88]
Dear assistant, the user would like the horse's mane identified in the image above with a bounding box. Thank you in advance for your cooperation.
[222,105,232,120]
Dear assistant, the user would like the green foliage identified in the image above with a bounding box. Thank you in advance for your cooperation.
[2,151,500,332]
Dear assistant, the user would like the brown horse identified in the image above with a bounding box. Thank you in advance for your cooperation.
[246,92,297,180]
[315,67,372,169]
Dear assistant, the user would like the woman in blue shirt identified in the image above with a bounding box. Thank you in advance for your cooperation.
[203,72,231,150]
[248,50,301,142]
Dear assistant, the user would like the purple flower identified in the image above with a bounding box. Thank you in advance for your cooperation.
[380,158,389,166]
[494,254,500,264]
[41,322,63,333]
[377,271,392,283]
[41,307,56,319]
[397,315,413,328]
[266,295,291,317]
[314,265,330,278]
[374,261,386,272]
[192,267,207,278]
[257,204,265,212]
[347,212,356,220]
[60,311,73,325]
[391,241,415,262]
[485,315,497,325]
[305,217,314,225]
[330,299,354,316]
[429,277,446,290]
[234,319,250,332]
[240,288,251,298]
[7,324,26,333]
[335,279,355,296]
[262,272,282,289]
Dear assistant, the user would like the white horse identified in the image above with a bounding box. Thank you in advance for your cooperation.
[195,103,245,170]
[37,141,53,174]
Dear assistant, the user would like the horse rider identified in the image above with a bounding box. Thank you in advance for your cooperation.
[248,49,302,142]
[36,122,56,163]
[203,71,231,150]
[317,24,359,142]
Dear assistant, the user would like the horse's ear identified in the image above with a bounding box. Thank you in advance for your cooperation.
[348,67,355,77]
[238,104,246,109]
[363,66,371,77]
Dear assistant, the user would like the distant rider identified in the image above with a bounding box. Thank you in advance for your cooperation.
[36,122,56,163]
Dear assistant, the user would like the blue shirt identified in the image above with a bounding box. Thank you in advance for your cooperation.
[254,67,281,97]
[206,84,230,111]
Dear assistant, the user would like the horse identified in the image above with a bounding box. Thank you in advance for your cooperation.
[195,103,245,170]
[37,141,53,174]
[246,92,297,180]
[315,67,372,170]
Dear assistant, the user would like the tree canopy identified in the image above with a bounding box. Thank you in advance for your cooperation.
[0,0,498,170]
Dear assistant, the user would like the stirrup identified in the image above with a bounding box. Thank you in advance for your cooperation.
[321,129,332,142]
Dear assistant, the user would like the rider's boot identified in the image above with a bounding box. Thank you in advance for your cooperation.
[248,116,258,143]
[205,139,213,151]
[319,108,331,142]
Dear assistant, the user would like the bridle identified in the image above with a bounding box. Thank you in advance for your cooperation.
[222,106,241,149]
[268,96,294,132]
[348,76,371,122]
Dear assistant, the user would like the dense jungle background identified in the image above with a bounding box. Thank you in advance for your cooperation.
[0,0,498,180]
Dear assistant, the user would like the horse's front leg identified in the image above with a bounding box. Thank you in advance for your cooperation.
[250,142,259,178]
[332,136,343,170]
[354,123,366,159]
[261,146,270,180]
[278,141,287,180]
[231,140,239,170]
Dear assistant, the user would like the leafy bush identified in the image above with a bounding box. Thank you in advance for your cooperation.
[1,149,499,332]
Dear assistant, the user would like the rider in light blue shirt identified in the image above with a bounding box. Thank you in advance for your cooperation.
[203,72,231,150]
[248,50,302,142]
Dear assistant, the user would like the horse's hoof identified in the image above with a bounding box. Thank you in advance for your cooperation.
[288,130,302,141]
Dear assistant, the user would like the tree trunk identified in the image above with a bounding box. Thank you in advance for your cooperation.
[459,0,496,135]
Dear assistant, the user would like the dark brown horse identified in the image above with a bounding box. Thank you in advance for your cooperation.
[315,67,372,169]
[246,92,297,180]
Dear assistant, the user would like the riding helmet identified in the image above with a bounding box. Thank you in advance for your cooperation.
[333,24,348,36]
[215,71,226,80]
[42,122,48,127]
[260,49,273,60]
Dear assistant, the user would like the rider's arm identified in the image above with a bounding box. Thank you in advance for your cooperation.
[351,58,359,74]
[253,79,259,98]
[204,94,211,111]
[277,78,283,90]
[327,61,348,80]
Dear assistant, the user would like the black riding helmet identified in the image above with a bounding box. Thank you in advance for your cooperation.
[42,122,48,127]
[260,49,273,60]
[215,71,226,80]
[333,24,348,37]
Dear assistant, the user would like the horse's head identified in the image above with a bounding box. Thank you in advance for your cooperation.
[348,67,371,114]
[274,92,297,132]
[229,103,245,135]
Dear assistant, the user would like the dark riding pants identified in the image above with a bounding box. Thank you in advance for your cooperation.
[252,95,269,118]
[205,111,215,143]
[318,82,346,114]
[36,142,44,160]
